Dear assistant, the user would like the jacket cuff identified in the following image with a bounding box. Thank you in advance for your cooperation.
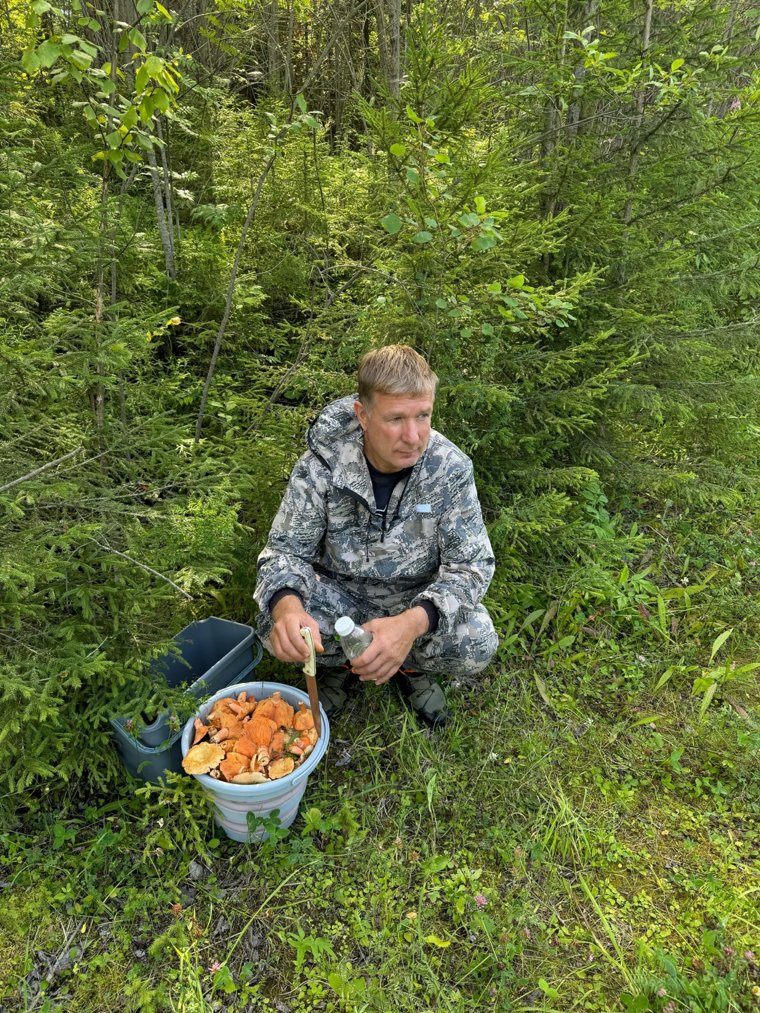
[268,588,303,613]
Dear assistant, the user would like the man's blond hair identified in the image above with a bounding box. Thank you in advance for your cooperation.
[357,344,438,407]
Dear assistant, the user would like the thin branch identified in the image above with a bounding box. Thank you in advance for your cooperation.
[87,538,193,600]
[0,446,84,494]
[194,144,279,443]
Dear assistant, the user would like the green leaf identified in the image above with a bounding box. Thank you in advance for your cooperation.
[458,212,480,228]
[424,935,451,948]
[435,298,448,310]
[303,115,319,130]
[507,274,525,288]
[106,129,123,149]
[405,104,424,124]
[654,666,675,692]
[61,33,80,44]
[137,0,154,12]
[295,92,307,113]
[135,64,149,93]
[671,57,685,72]
[22,48,42,74]
[474,195,486,214]
[481,322,494,336]
[36,39,63,68]
[31,0,52,12]
[538,978,559,999]
[412,230,433,244]
[533,671,553,707]
[128,27,147,51]
[99,77,116,95]
[699,681,718,719]
[709,627,733,662]
[630,714,663,728]
[472,234,497,251]
[405,167,420,184]
[381,214,402,235]
[121,104,138,129]
[389,142,407,157]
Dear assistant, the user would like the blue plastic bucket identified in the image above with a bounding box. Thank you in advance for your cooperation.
[180,681,330,843]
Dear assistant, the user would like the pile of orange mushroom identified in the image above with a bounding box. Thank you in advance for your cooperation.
[182,690,317,783]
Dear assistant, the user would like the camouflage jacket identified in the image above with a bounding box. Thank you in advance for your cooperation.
[254,396,495,636]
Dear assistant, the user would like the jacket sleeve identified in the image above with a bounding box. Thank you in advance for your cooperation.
[253,453,329,618]
[411,461,495,636]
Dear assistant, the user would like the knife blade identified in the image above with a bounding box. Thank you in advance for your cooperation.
[299,627,321,739]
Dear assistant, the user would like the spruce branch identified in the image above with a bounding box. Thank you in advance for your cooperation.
[87,538,193,600]
[0,446,84,494]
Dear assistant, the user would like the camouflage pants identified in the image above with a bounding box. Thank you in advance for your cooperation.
[256,573,498,677]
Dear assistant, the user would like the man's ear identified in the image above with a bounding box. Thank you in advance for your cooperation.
[354,399,368,430]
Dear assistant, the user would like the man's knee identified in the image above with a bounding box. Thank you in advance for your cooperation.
[411,606,498,675]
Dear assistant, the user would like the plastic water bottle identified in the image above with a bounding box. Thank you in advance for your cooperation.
[334,616,373,660]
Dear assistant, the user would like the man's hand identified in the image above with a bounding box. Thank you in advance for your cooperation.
[270,594,324,663]
[350,608,429,686]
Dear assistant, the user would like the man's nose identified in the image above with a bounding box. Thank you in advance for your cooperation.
[401,420,418,443]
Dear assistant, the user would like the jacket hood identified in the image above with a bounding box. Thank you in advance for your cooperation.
[306,395,362,470]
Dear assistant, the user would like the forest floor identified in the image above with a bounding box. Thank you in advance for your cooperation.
[2,528,760,1013]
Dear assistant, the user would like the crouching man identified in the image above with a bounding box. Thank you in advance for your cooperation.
[253,344,498,727]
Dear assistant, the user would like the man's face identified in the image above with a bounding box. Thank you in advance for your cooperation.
[354,392,434,474]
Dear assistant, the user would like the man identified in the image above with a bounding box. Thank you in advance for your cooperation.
[253,344,498,727]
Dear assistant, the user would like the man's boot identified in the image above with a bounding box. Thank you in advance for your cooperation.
[396,669,449,728]
[316,665,355,719]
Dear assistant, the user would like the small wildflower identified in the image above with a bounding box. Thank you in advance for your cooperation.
[724,945,735,957]
[409,850,420,862]
[657,988,667,997]
[393,836,402,847]
[752,985,760,997]
[170,903,183,917]
[729,97,742,111]
[663,1003,676,1013]
[474,893,487,909]
[208,960,221,973]
[745,949,757,964]
[405,910,417,920]
[488,752,498,762]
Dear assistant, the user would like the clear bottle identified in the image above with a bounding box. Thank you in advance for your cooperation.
[334,616,373,660]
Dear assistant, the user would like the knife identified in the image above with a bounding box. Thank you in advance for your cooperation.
[299,627,322,739]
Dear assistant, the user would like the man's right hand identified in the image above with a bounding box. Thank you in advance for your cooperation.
[269,594,324,663]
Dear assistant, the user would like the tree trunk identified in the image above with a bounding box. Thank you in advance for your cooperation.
[623,0,654,226]
[147,143,176,280]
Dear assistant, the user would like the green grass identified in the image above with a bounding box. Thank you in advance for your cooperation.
[2,528,760,1012]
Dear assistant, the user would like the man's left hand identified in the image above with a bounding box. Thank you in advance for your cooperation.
[350,608,429,685]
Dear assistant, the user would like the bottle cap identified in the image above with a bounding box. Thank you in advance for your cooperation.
[334,616,355,637]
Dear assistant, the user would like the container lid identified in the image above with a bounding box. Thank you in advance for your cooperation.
[334,616,355,637]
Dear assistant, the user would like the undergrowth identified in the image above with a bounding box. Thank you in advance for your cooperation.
[1,514,759,1013]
